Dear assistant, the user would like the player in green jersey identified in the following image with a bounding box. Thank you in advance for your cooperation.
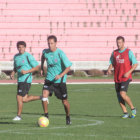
[41,35,72,125]
[10,41,41,121]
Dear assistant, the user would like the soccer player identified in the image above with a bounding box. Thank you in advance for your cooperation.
[107,36,138,119]
[10,41,41,121]
[41,35,72,125]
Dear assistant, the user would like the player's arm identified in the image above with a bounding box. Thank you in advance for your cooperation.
[55,67,70,80]
[124,64,138,78]
[10,60,16,80]
[21,65,39,75]
[10,69,16,80]
[124,50,138,78]
[40,53,45,76]
[21,54,40,75]
[107,64,113,75]
[55,51,72,80]
[107,52,114,75]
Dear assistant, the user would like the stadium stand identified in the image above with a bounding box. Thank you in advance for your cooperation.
[0,0,140,72]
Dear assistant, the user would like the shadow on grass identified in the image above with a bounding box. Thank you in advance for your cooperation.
[22,112,119,118]
[0,122,15,124]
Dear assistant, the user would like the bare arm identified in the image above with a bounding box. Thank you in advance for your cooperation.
[10,68,16,80]
[21,65,40,75]
[124,63,138,78]
[55,67,71,80]
[40,54,45,76]
[107,64,113,75]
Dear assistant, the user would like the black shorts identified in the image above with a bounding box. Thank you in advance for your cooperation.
[17,82,31,97]
[115,79,131,93]
[43,80,68,100]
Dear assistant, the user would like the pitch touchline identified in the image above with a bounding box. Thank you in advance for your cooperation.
[0,82,140,85]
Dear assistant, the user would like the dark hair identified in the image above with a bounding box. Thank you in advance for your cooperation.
[116,36,125,42]
[17,41,26,48]
[47,35,57,42]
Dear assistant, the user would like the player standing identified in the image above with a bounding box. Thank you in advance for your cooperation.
[10,41,41,121]
[107,36,138,119]
[41,35,72,125]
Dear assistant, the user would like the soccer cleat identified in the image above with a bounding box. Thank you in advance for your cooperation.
[13,116,22,121]
[131,108,136,118]
[66,116,71,125]
[121,113,129,119]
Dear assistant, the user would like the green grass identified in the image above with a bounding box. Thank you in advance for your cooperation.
[0,84,140,140]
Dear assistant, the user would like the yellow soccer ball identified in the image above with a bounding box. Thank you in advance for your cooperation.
[38,116,49,127]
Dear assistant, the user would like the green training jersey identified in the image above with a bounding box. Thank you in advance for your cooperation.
[42,48,72,83]
[14,52,39,83]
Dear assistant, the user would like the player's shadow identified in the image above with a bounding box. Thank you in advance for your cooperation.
[52,113,119,118]
[0,117,12,120]
[22,112,119,118]
[0,122,15,124]
[0,116,35,125]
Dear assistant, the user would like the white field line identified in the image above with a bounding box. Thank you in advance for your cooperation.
[0,115,104,133]
[0,115,139,139]
[0,82,140,85]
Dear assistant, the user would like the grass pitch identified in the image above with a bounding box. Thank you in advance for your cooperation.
[0,84,139,140]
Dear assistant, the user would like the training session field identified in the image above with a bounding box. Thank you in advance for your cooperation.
[0,84,139,140]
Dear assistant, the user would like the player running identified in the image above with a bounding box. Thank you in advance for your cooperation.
[107,36,138,119]
[41,35,72,125]
[10,41,41,121]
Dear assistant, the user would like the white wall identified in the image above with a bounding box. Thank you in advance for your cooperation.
[0,61,140,72]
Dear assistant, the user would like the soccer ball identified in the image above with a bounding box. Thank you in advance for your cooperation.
[38,116,49,127]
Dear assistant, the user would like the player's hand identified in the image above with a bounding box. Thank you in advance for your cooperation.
[10,73,15,80]
[55,75,62,80]
[21,70,28,75]
[107,69,112,75]
[40,70,44,76]
[123,72,130,78]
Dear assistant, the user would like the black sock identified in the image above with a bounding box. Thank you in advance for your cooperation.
[131,108,135,110]
[124,112,128,114]
[45,113,49,118]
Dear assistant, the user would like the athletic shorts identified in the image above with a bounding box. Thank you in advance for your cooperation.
[43,80,68,100]
[17,82,31,97]
[115,79,131,93]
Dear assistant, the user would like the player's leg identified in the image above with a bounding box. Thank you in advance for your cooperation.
[62,99,71,125]
[23,94,41,103]
[62,99,70,117]
[42,89,50,118]
[15,95,23,119]
[21,83,41,102]
[62,100,71,125]
[42,80,52,118]
[13,83,25,121]
[115,82,129,118]
[120,91,134,109]
[120,80,136,118]
[55,83,71,125]
[117,92,127,112]
[120,91,136,118]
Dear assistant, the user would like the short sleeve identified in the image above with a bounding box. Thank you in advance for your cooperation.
[42,49,49,59]
[60,51,72,68]
[13,56,16,71]
[42,49,46,56]
[28,54,39,68]
[109,52,114,65]
[129,50,138,65]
